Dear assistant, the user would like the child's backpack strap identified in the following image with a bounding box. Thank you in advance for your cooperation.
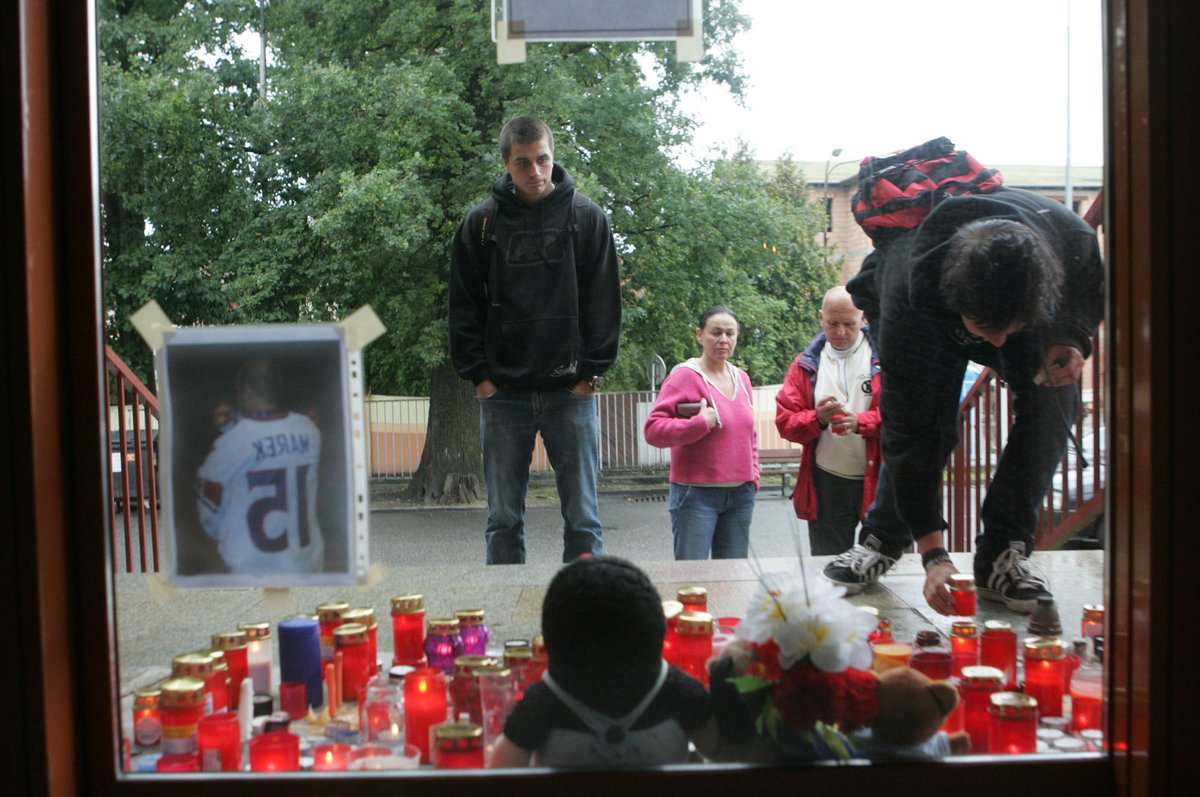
[541,661,669,751]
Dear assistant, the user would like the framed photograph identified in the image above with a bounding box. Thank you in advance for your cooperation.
[156,323,368,587]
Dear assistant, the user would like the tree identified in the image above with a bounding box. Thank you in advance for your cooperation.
[99,1,835,504]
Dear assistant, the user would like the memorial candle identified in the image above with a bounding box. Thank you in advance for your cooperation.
[248,730,301,772]
[661,600,683,666]
[503,643,534,699]
[391,594,427,667]
[334,622,372,704]
[172,652,223,713]
[211,631,249,710]
[341,607,379,675]
[988,692,1039,754]
[980,620,1019,689]
[316,601,350,663]
[238,622,274,696]
[871,642,913,673]
[675,611,714,688]
[455,609,490,657]
[404,667,449,764]
[677,586,708,615]
[432,721,485,769]
[311,742,351,771]
[207,650,231,713]
[196,711,242,772]
[277,615,323,709]
[159,677,206,756]
[950,621,980,677]
[948,574,977,617]
[424,618,464,673]
[529,635,548,684]
[451,655,499,724]
[1022,637,1066,717]
[131,687,162,748]
[910,630,953,680]
[959,665,1004,754]
[1081,604,1105,641]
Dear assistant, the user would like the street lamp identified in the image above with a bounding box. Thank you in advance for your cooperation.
[822,147,858,260]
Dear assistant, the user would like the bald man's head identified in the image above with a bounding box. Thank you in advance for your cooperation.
[819,286,864,351]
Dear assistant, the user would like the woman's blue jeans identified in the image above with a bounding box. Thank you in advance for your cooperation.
[668,482,756,560]
[479,387,602,564]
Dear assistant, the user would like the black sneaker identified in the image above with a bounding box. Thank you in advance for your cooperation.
[823,534,898,594]
[976,541,1051,613]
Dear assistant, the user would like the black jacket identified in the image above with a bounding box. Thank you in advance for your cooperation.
[448,164,622,391]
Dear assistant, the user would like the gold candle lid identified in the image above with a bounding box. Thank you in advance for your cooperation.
[160,677,206,708]
[951,621,979,639]
[453,655,499,677]
[454,609,486,626]
[504,645,533,664]
[171,652,214,678]
[211,630,248,650]
[989,691,1038,717]
[677,586,707,606]
[333,622,369,646]
[427,617,461,635]
[391,594,425,615]
[238,621,272,640]
[1023,636,1065,659]
[341,607,377,629]
[531,635,546,659]
[316,601,350,622]
[434,721,483,750]
[661,600,684,621]
[207,649,229,672]
[474,664,513,682]
[133,686,162,702]
[949,573,976,591]
[676,611,714,636]
[1082,604,1105,622]
[984,619,1014,633]
[959,665,1005,687]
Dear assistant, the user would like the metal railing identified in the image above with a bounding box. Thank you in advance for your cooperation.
[103,341,1103,571]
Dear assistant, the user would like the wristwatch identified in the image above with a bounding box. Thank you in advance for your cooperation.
[588,375,605,391]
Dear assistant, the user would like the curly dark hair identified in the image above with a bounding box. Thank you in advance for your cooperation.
[939,218,1063,332]
[541,556,666,711]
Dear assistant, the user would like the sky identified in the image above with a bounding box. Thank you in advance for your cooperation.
[677,0,1104,168]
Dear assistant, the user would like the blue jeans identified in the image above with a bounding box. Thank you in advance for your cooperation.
[668,482,756,560]
[479,387,602,564]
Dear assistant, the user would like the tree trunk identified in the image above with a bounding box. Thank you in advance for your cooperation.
[405,360,483,504]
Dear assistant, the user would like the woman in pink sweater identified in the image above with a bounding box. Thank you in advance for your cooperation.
[644,307,760,559]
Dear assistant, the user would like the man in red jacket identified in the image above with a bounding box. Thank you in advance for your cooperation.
[775,286,882,554]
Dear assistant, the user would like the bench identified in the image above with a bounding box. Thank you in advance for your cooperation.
[759,447,802,497]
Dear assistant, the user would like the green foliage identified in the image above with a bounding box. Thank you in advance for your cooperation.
[100,0,836,394]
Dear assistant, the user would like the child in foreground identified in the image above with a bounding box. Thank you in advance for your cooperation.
[488,556,721,767]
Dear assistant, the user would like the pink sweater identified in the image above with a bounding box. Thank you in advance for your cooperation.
[643,360,760,488]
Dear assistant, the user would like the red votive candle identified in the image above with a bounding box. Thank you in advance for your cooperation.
[211,631,249,710]
[159,677,206,756]
[131,686,162,748]
[342,607,379,675]
[988,692,1039,754]
[404,666,449,763]
[334,623,371,704]
[279,680,307,720]
[1022,637,1066,717]
[981,620,1018,689]
[528,635,548,684]
[248,730,301,772]
[951,621,980,677]
[451,655,498,725]
[503,644,534,700]
[172,651,223,713]
[196,711,242,771]
[432,721,485,769]
[949,574,977,616]
[156,753,200,772]
[959,665,1005,754]
[861,606,893,645]
[1081,604,1105,640]
[391,594,427,667]
[311,742,352,771]
[316,601,350,663]
[911,630,953,680]
[675,611,714,688]
[677,586,708,616]
[661,600,683,666]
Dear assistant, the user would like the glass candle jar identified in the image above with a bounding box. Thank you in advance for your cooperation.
[404,667,449,764]
[451,655,499,724]
[950,621,980,677]
[341,607,379,676]
[959,665,1005,754]
[238,621,274,696]
[503,643,534,699]
[861,606,894,645]
[248,730,301,772]
[172,652,222,713]
[871,642,913,673]
[949,574,977,617]
[159,676,206,756]
[207,650,231,713]
[453,609,489,657]
[361,682,402,742]
[311,741,352,771]
[911,630,953,680]
[424,618,465,673]
[316,601,350,662]
[1023,637,1066,717]
[988,692,1039,754]
[661,600,684,666]
[277,614,322,711]
[1081,604,1105,640]
[132,686,162,748]
[981,620,1019,689]
[675,611,714,688]
[391,594,427,667]
[211,631,249,710]
[278,680,307,720]
[1069,653,1104,733]
[476,664,516,765]
[197,711,242,771]
[677,586,708,615]
[432,721,485,769]
[333,622,371,704]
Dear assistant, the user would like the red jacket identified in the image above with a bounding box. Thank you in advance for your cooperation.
[774,335,882,521]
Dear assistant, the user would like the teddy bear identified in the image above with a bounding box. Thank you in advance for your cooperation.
[709,639,971,763]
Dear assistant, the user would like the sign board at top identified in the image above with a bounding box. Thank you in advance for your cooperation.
[493,0,704,64]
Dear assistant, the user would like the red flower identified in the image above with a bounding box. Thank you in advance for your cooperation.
[770,660,880,733]
[747,640,784,682]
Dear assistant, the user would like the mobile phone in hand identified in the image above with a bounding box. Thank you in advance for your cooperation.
[676,402,702,417]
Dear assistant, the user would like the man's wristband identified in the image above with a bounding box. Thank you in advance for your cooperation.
[922,547,952,572]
